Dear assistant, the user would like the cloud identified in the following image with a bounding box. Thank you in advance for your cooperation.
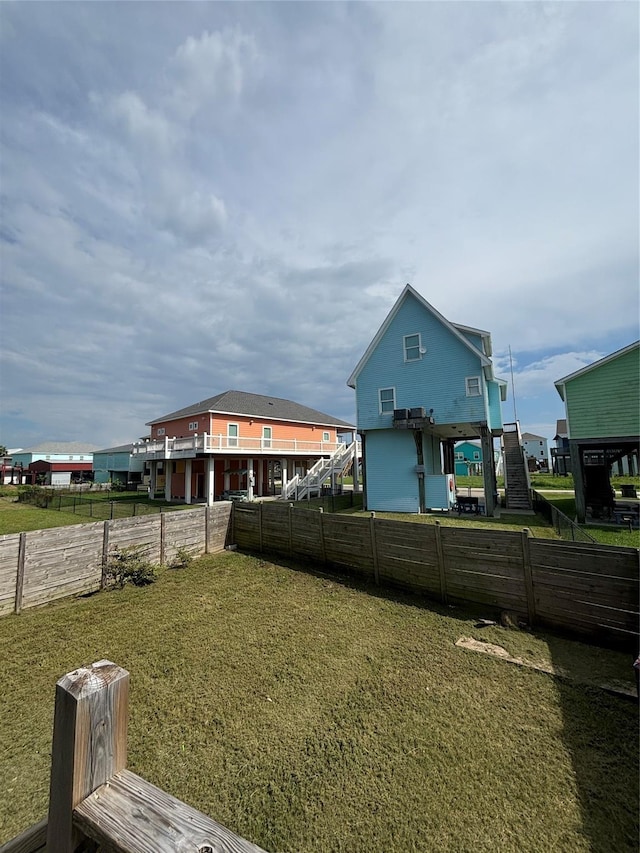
[494,350,607,400]
[105,91,178,156]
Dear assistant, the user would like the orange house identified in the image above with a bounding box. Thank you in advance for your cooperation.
[132,390,355,504]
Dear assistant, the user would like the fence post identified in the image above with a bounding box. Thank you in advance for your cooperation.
[521,528,536,627]
[160,508,166,566]
[133,502,137,517]
[205,506,210,554]
[101,521,110,590]
[370,512,380,585]
[15,531,26,614]
[46,660,129,853]
[434,522,448,604]
[258,503,264,553]
[318,507,326,565]
[110,502,114,521]
[288,504,293,557]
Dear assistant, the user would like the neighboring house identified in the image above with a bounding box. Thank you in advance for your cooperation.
[93,443,146,486]
[454,441,483,476]
[132,390,354,505]
[554,341,640,522]
[521,432,549,471]
[551,419,571,475]
[11,442,98,486]
[347,285,506,515]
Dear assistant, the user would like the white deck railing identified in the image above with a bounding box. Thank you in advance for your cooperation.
[132,434,343,458]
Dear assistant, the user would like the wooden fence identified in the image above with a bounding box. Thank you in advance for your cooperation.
[0,503,232,616]
[232,503,640,646]
[0,661,265,853]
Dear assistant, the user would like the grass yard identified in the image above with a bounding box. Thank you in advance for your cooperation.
[540,494,640,549]
[0,552,637,852]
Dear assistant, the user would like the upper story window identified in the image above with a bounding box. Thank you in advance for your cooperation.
[455,451,464,460]
[404,333,423,362]
[473,451,480,460]
[379,387,396,414]
[188,421,198,431]
[465,376,481,397]
[228,423,239,447]
[157,428,166,436]
[322,431,330,442]
[262,426,272,448]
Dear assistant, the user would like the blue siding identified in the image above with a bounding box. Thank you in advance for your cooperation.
[486,380,502,432]
[365,431,419,512]
[355,296,487,431]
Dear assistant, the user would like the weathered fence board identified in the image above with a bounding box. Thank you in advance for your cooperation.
[0,534,20,616]
[231,503,639,645]
[1,504,233,616]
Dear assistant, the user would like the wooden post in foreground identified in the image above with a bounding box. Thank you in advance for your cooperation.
[46,660,129,853]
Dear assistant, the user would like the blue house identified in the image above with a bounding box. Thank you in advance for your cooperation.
[347,285,506,515]
[454,441,483,476]
[93,443,145,486]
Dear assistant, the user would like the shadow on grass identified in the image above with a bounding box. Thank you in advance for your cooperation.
[247,546,640,853]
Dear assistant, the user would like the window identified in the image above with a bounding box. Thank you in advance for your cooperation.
[228,423,238,447]
[379,387,396,414]
[262,426,272,448]
[188,421,198,431]
[404,333,422,362]
[322,431,330,442]
[157,428,165,436]
[455,451,464,460]
[465,376,481,396]
[473,451,480,460]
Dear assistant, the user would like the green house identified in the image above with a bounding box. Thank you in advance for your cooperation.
[555,341,640,522]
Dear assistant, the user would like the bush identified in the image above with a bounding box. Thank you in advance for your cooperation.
[106,546,158,589]
[169,546,195,570]
[17,486,53,507]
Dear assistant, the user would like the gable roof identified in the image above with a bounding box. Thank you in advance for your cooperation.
[554,341,640,401]
[554,419,568,440]
[94,443,135,454]
[521,432,546,441]
[347,284,492,388]
[17,442,100,454]
[147,390,354,429]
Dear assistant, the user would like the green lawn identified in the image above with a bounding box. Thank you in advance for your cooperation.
[0,553,637,851]
[540,494,640,549]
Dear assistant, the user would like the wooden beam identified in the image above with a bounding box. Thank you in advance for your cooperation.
[75,768,267,852]
[46,661,129,853]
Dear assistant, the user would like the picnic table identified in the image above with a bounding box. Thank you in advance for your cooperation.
[619,484,638,499]
[455,494,481,515]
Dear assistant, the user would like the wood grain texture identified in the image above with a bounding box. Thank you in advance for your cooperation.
[0,818,47,853]
[47,661,129,853]
[74,769,268,853]
[0,534,20,616]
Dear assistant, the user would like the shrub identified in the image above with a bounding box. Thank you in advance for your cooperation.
[106,546,158,589]
[169,546,195,570]
[17,486,53,508]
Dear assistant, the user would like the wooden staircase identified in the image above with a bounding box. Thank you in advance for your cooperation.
[502,424,533,511]
[280,441,360,501]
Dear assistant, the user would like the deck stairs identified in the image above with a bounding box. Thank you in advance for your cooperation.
[281,441,360,501]
[502,424,533,511]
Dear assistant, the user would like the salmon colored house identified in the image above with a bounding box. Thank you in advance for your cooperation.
[132,390,355,505]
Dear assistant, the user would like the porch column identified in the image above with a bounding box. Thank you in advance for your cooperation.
[185,459,192,504]
[351,439,360,492]
[224,466,230,494]
[443,440,455,476]
[480,428,497,517]
[206,458,215,506]
[570,441,587,523]
[148,460,157,500]
[164,461,172,502]
[257,459,264,497]
[281,458,288,496]
[247,458,254,501]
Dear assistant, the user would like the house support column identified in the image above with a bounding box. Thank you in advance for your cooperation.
[164,461,172,502]
[247,458,254,501]
[206,458,215,506]
[148,460,157,500]
[352,440,360,492]
[184,460,192,504]
[224,466,230,494]
[257,459,264,497]
[480,427,497,517]
[413,430,426,514]
[570,441,587,523]
[281,458,288,496]
[443,440,455,476]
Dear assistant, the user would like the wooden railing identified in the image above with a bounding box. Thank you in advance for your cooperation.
[0,661,267,853]
[132,434,343,458]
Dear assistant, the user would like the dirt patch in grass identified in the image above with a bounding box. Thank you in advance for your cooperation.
[0,553,637,851]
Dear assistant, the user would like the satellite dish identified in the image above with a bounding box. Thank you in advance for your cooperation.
[419,346,427,354]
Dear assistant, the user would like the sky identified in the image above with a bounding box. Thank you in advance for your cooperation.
[1,1,638,453]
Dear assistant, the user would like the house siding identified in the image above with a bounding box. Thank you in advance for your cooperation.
[152,414,338,445]
[365,430,419,512]
[565,346,640,439]
[486,380,502,433]
[356,297,486,431]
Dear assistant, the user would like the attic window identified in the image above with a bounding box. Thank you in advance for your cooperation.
[465,376,481,397]
[188,421,198,431]
[157,428,166,436]
[404,333,423,362]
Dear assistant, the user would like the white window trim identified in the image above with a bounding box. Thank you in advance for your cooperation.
[262,426,272,448]
[473,451,480,460]
[455,452,464,460]
[227,423,239,447]
[403,332,423,362]
[379,387,396,415]
[465,376,482,397]
[322,431,330,442]
[157,428,165,436]
[188,421,198,431]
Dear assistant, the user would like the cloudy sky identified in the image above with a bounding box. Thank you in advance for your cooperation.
[1,1,638,452]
